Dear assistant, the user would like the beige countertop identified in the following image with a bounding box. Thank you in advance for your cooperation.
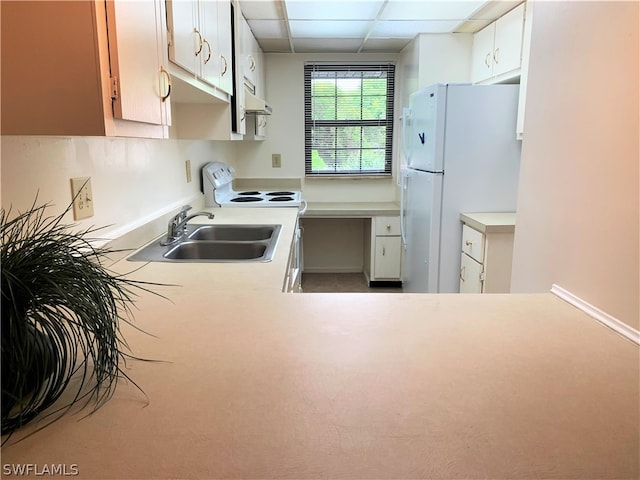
[303,201,400,217]
[2,206,638,479]
[460,212,517,233]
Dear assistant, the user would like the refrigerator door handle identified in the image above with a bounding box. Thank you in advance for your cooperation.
[401,107,412,164]
[400,170,408,249]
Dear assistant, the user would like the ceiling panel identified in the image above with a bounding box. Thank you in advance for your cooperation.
[257,38,293,52]
[238,0,284,20]
[247,19,289,38]
[292,38,364,53]
[289,20,373,38]
[360,37,413,52]
[239,0,519,53]
[370,20,463,37]
[285,0,384,20]
[380,0,487,20]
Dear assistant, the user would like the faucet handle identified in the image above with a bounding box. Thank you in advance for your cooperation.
[177,205,192,220]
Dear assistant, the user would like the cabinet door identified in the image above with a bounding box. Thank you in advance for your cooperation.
[198,0,219,87]
[459,253,483,293]
[106,0,171,126]
[471,23,495,83]
[374,236,402,279]
[241,16,258,88]
[216,0,234,94]
[167,0,198,76]
[493,3,525,77]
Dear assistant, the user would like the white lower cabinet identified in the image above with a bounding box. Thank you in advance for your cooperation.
[459,252,484,293]
[374,236,402,280]
[459,213,516,293]
[365,216,402,284]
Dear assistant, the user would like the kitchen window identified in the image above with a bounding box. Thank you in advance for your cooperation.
[304,63,395,177]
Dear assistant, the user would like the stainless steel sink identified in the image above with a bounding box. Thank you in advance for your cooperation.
[164,241,267,260]
[127,224,282,263]
[188,225,275,241]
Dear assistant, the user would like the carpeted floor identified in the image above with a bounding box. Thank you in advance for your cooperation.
[301,272,403,293]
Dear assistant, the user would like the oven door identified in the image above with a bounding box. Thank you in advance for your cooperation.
[285,221,303,292]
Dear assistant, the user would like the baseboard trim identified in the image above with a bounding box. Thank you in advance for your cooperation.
[550,284,639,345]
[303,267,363,274]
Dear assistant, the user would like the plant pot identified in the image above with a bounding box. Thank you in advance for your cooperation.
[1,318,58,425]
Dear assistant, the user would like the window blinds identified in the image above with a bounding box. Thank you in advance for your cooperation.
[304,63,395,176]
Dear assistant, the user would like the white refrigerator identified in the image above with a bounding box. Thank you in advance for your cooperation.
[400,83,521,293]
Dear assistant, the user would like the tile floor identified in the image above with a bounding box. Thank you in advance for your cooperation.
[301,272,403,293]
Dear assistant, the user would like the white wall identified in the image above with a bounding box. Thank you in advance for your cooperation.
[511,1,639,329]
[1,136,234,242]
[398,33,473,111]
[234,53,401,203]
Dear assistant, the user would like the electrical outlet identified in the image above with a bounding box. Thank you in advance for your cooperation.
[185,159,192,183]
[272,153,281,168]
[70,177,94,220]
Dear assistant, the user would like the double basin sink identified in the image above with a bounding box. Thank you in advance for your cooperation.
[128,224,282,263]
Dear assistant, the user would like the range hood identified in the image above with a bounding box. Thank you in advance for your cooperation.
[244,86,272,115]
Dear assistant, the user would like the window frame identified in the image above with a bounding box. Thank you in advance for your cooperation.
[304,62,395,177]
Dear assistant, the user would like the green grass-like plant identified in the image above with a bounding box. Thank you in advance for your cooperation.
[1,199,164,440]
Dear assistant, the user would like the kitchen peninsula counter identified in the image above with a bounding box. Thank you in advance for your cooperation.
[2,207,638,479]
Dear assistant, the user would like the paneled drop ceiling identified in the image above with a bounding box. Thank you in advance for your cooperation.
[238,0,523,53]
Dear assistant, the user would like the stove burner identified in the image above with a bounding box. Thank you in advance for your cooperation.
[266,191,295,196]
[238,191,261,195]
[231,196,263,202]
[269,196,294,202]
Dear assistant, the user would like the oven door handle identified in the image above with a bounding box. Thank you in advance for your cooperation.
[298,199,308,216]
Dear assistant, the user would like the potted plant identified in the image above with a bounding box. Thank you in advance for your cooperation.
[1,198,163,440]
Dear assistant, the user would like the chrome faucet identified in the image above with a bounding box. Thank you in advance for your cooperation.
[161,205,215,245]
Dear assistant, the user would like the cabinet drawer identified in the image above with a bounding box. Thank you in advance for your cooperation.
[462,224,485,263]
[375,216,400,236]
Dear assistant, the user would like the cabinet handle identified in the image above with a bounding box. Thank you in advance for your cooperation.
[248,54,256,71]
[465,240,473,247]
[484,52,492,68]
[193,28,203,56]
[386,224,391,230]
[240,106,245,121]
[160,66,172,102]
[493,48,500,64]
[382,246,386,256]
[220,54,228,76]
[460,266,466,281]
[203,39,212,64]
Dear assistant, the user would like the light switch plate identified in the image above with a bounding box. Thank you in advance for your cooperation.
[70,177,94,220]
[185,159,192,183]
[272,153,281,168]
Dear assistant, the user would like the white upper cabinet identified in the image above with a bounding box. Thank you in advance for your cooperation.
[241,15,261,90]
[493,3,526,77]
[239,15,266,95]
[472,3,526,84]
[107,0,171,128]
[1,0,171,138]
[471,23,496,84]
[166,0,234,98]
